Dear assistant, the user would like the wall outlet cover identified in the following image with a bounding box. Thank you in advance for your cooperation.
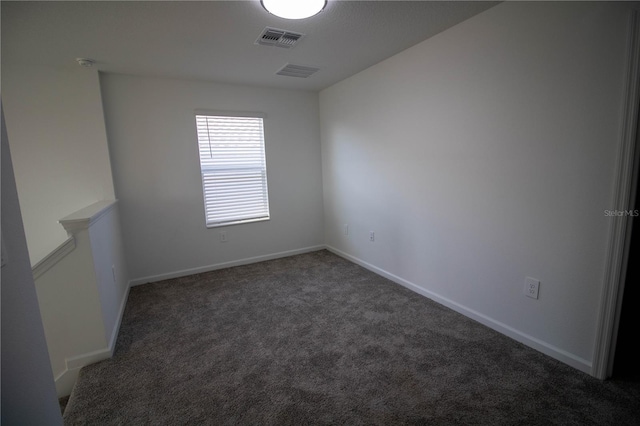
[524,277,540,299]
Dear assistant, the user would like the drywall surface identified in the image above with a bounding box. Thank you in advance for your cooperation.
[1,106,63,425]
[35,230,108,383]
[101,73,324,281]
[1,66,116,265]
[87,203,129,341]
[320,2,631,368]
[34,201,129,396]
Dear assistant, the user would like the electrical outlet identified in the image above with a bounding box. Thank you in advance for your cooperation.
[524,277,540,299]
[344,224,349,236]
[369,231,375,242]
[220,231,228,242]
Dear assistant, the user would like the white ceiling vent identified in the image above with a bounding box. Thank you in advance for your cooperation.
[276,63,320,78]
[256,27,304,49]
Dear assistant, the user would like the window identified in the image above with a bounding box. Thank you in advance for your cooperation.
[195,113,270,227]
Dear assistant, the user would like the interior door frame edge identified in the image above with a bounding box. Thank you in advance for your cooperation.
[593,8,640,380]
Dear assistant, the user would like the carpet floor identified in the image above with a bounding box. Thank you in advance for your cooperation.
[63,250,640,425]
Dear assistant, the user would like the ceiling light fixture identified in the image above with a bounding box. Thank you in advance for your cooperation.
[261,0,327,20]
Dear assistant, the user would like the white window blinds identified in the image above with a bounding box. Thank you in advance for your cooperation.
[195,115,270,227]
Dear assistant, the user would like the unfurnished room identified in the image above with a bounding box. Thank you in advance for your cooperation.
[2,1,640,424]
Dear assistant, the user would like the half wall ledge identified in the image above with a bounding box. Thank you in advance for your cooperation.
[59,200,118,234]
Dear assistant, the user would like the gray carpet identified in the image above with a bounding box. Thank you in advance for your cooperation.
[63,250,640,425]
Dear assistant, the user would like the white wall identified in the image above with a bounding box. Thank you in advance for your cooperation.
[1,105,63,425]
[320,1,632,371]
[88,204,129,343]
[34,201,130,397]
[100,73,324,282]
[34,231,106,383]
[1,66,116,265]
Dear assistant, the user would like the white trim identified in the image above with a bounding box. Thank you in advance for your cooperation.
[54,368,84,399]
[54,281,131,397]
[206,216,270,229]
[65,347,112,371]
[592,10,640,380]
[194,109,267,119]
[32,236,75,280]
[108,283,131,356]
[59,200,118,234]
[195,115,270,228]
[129,245,326,286]
[54,348,112,398]
[326,245,592,374]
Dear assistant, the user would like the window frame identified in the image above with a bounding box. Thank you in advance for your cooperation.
[194,110,271,228]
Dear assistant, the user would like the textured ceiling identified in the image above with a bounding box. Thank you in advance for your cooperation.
[1,1,498,91]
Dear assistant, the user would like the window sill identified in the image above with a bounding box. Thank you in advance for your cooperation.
[206,216,270,228]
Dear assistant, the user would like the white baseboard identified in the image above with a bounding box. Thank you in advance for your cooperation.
[129,245,326,286]
[108,284,131,355]
[57,246,326,396]
[55,283,131,397]
[55,347,112,398]
[325,245,592,375]
[54,367,84,399]
[54,243,591,399]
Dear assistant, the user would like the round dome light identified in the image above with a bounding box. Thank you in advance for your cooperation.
[261,0,327,20]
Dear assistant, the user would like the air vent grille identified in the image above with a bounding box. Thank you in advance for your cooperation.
[256,27,305,49]
[276,63,320,79]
